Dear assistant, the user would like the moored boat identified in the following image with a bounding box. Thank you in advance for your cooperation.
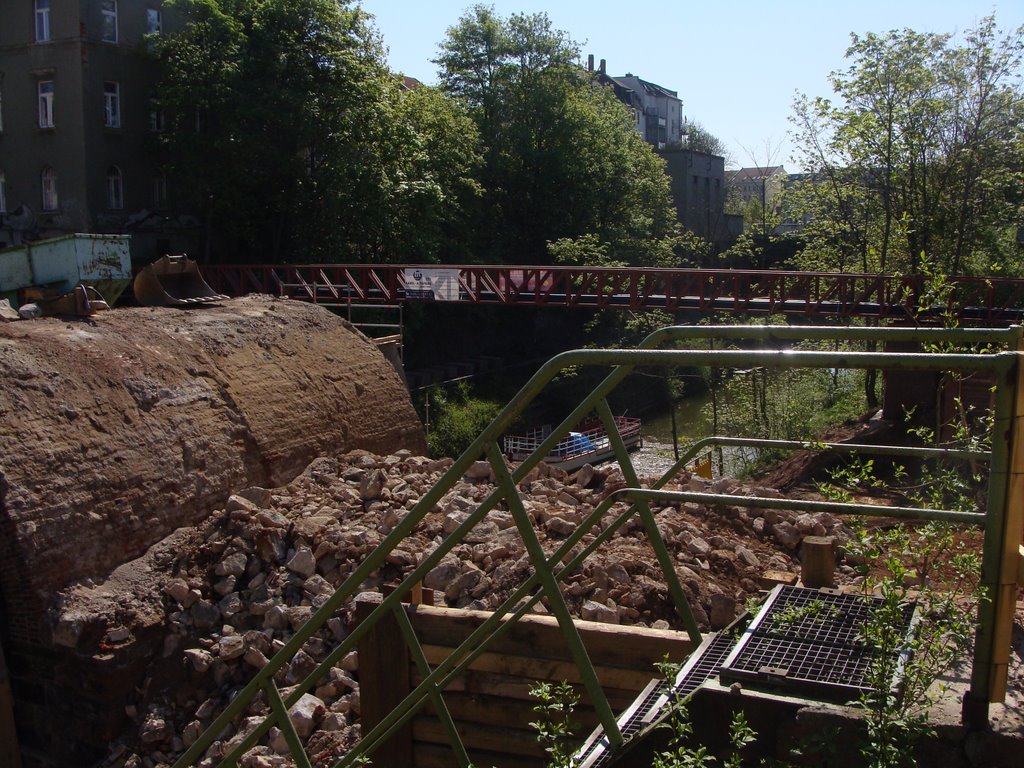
[503,415,642,472]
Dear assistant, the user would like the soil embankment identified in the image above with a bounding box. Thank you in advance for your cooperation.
[0,295,424,648]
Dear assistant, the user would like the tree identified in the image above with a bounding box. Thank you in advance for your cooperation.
[154,0,481,263]
[789,16,1024,276]
[684,120,729,160]
[435,4,681,266]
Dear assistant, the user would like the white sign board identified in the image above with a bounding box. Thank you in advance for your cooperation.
[402,268,460,301]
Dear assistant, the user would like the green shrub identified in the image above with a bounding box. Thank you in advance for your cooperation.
[424,383,502,459]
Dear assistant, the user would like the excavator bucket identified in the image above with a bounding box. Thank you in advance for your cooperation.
[132,254,228,306]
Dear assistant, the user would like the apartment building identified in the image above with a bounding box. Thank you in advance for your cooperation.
[0,1,196,260]
[589,56,684,150]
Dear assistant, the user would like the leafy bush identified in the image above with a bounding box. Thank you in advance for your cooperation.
[424,383,502,459]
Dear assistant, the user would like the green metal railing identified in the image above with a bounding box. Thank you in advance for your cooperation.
[170,325,1021,768]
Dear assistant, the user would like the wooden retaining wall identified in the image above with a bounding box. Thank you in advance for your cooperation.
[356,594,696,768]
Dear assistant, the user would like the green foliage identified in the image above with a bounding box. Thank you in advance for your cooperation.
[773,599,843,629]
[424,383,502,459]
[702,347,866,474]
[819,386,987,766]
[842,520,982,768]
[436,4,682,266]
[685,121,730,160]
[155,0,481,262]
[649,664,757,768]
[789,16,1024,276]
[529,681,581,768]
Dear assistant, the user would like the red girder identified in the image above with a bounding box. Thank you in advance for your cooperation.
[200,264,1024,324]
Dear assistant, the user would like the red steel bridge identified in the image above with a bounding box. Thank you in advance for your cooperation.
[203,263,1024,324]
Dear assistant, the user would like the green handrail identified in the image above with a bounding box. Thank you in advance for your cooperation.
[170,326,1017,768]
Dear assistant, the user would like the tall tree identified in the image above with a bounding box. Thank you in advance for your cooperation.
[789,16,1024,276]
[435,4,680,265]
[154,0,481,262]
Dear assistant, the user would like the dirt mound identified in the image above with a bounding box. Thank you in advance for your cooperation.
[0,296,424,645]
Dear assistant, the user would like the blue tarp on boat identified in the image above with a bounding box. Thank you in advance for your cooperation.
[554,431,596,458]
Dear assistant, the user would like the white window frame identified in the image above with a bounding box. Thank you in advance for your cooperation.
[38,81,54,129]
[35,0,51,43]
[101,1,118,44]
[106,166,124,210]
[41,166,58,211]
[103,82,121,128]
[147,8,162,35]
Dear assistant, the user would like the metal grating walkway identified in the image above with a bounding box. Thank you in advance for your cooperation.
[575,631,739,768]
[719,585,917,701]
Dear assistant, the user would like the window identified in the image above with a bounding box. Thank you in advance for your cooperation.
[148,98,164,132]
[103,82,120,128]
[41,166,58,211]
[0,172,7,214]
[35,0,51,42]
[106,166,123,209]
[101,1,118,43]
[153,172,167,207]
[146,8,162,34]
[38,81,54,128]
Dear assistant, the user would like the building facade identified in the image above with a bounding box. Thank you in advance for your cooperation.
[0,1,197,261]
[661,148,740,254]
[588,57,736,251]
[590,57,684,150]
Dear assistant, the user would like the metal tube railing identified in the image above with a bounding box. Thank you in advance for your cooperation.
[171,326,1018,768]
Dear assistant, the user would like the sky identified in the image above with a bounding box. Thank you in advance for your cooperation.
[357,0,1024,170]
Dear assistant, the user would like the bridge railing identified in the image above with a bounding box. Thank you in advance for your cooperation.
[202,264,1024,321]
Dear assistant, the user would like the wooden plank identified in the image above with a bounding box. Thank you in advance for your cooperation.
[407,603,694,668]
[420,690,602,733]
[413,718,551,759]
[419,644,662,691]
[356,601,692,767]
[415,742,539,768]
[356,594,412,765]
[413,669,639,711]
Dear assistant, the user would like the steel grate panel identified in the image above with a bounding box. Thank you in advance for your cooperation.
[576,630,739,768]
[719,585,917,701]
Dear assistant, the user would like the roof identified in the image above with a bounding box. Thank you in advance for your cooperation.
[609,74,679,100]
[727,166,787,182]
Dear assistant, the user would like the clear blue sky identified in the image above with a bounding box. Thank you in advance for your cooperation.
[357,0,1023,170]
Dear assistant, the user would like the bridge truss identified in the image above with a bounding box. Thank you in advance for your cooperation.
[203,263,1024,323]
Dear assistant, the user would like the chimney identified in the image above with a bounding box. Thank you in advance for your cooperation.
[588,54,594,72]
[599,58,606,74]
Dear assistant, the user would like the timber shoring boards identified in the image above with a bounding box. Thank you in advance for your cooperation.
[356,594,696,768]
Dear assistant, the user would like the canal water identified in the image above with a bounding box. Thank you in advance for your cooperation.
[631,391,753,478]
[630,392,712,477]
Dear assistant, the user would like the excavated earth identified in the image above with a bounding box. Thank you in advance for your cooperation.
[0,296,424,765]
[72,451,835,768]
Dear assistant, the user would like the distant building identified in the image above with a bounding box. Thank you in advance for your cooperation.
[588,56,683,149]
[661,148,741,253]
[727,166,788,210]
[0,1,198,260]
[587,57,735,251]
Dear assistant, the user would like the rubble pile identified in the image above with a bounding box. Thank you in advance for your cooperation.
[70,450,853,768]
